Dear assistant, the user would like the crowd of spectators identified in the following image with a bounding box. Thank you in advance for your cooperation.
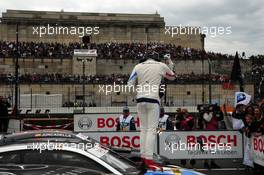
[0,41,236,60]
[0,41,72,58]
[62,101,96,107]
[0,73,128,84]
[0,73,229,84]
[173,73,229,84]
[232,99,264,172]
[251,55,264,100]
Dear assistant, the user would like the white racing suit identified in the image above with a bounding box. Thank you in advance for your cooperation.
[127,58,175,160]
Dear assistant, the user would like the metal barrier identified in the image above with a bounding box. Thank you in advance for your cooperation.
[8,106,199,114]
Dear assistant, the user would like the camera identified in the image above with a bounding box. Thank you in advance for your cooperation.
[197,104,223,129]
[197,104,211,113]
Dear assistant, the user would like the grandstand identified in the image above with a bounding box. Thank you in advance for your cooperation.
[0,9,258,109]
[0,10,203,48]
[251,55,264,99]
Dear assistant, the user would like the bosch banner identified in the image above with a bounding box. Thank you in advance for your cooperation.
[252,136,264,166]
[74,114,140,131]
[80,131,243,159]
[159,131,243,159]
[82,131,141,150]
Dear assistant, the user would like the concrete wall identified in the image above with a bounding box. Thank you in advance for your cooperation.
[0,58,72,74]
[0,58,252,75]
[0,84,254,107]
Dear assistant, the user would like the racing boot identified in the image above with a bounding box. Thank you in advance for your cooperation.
[144,159,163,171]
[210,161,220,169]
[138,157,147,173]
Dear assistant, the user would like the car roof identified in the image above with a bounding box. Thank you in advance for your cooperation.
[0,130,93,146]
[0,164,104,175]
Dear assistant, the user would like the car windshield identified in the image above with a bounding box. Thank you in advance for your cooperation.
[0,132,140,174]
[72,133,139,173]
[94,147,138,173]
[78,135,139,173]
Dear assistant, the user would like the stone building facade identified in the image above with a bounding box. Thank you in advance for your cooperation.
[0,10,204,49]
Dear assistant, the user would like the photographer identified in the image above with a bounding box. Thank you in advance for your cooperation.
[158,107,174,131]
[203,105,223,131]
[116,106,136,131]
[175,109,194,131]
[175,108,195,168]
[202,104,223,169]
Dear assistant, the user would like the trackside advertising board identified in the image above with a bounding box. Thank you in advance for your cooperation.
[74,114,140,131]
[252,136,264,166]
[81,131,243,159]
[159,131,243,159]
[82,132,141,150]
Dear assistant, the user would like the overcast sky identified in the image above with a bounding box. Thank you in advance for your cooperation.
[0,0,263,57]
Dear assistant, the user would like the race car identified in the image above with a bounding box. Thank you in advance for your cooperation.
[0,164,108,175]
[0,130,205,175]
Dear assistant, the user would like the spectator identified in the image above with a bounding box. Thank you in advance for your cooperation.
[252,107,264,173]
[253,107,264,137]
[245,105,255,116]
[242,114,255,170]
[0,96,11,133]
[232,104,246,130]
[88,102,93,107]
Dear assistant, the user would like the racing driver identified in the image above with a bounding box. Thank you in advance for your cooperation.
[128,52,175,171]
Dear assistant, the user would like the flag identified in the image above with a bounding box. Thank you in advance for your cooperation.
[235,92,251,107]
[230,52,244,91]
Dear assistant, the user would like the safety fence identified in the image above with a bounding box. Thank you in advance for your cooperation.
[0,83,255,108]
